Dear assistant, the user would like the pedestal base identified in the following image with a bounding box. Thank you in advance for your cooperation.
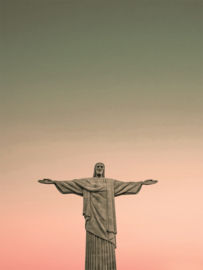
[85,231,116,270]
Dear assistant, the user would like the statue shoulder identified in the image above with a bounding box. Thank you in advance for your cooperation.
[105,178,117,184]
[73,178,95,188]
[74,177,92,182]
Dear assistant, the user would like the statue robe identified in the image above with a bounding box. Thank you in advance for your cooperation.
[54,178,143,270]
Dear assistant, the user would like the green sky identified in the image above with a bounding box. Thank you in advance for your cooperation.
[1,0,202,158]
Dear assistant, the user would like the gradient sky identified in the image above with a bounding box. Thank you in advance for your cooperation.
[0,1,203,270]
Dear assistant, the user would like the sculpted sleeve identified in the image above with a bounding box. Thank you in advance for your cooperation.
[114,180,143,197]
[54,180,83,197]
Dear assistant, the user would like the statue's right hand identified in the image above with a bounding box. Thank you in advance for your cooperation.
[38,179,54,184]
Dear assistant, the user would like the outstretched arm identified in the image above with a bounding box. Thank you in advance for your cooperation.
[114,179,158,197]
[38,179,83,196]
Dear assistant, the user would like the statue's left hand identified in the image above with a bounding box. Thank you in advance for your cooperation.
[38,179,54,184]
[143,179,158,185]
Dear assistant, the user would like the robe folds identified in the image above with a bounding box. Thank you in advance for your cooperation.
[54,178,142,269]
[54,178,142,247]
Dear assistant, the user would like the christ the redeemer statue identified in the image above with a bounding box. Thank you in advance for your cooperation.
[38,162,158,270]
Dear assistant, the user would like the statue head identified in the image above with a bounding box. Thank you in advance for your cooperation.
[93,162,105,178]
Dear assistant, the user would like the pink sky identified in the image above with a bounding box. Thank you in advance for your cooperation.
[1,1,202,269]
[1,139,202,270]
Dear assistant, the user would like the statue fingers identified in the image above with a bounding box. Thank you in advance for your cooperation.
[38,180,46,184]
[143,179,158,185]
[149,180,158,185]
[38,179,53,184]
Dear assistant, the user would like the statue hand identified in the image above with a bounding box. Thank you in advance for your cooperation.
[143,179,158,185]
[38,179,54,184]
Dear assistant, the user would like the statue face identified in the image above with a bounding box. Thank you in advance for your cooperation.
[95,163,104,177]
